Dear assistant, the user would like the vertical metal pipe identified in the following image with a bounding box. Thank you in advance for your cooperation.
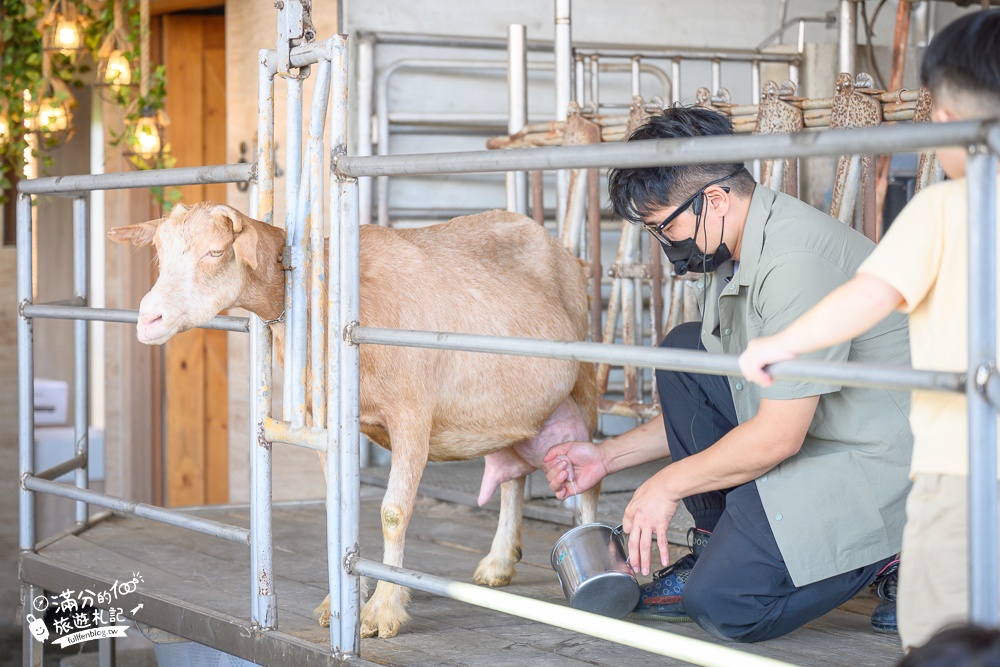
[966,147,999,625]
[587,169,602,344]
[310,59,333,429]
[671,59,681,105]
[17,194,35,554]
[251,49,277,630]
[797,19,806,54]
[329,36,358,655]
[73,195,90,525]
[24,584,43,666]
[554,0,572,232]
[292,63,332,429]
[376,66,391,227]
[506,24,528,216]
[327,170,344,652]
[751,61,761,105]
[285,77,304,422]
[357,34,375,226]
[590,55,600,111]
[711,59,721,94]
[531,170,545,225]
[789,63,799,88]
[575,57,585,114]
[838,0,857,75]
[338,176,362,657]
[631,56,641,98]
[98,624,116,667]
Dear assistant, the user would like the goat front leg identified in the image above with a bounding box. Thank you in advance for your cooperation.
[475,476,525,587]
[359,417,430,638]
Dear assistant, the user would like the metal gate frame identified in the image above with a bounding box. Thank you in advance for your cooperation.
[16,13,1000,667]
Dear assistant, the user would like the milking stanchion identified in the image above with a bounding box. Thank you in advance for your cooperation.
[14,10,368,666]
[14,3,1000,666]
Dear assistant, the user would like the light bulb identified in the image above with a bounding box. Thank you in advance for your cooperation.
[105,51,132,87]
[133,117,161,158]
[37,100,68,133]
[54,19,82,52]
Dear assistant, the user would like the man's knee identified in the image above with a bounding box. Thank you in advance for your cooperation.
[659,321,702,351]
[682,576,757,643]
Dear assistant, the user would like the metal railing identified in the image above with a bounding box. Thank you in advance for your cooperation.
[333,118,1000,645]
[17,17,1000,667]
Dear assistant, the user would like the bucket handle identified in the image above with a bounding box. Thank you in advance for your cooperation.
[611,524,632,567]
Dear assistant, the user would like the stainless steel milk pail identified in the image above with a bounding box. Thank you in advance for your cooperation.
[550,523,640,618]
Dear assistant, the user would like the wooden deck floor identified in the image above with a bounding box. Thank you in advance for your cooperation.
[22,484,905,667]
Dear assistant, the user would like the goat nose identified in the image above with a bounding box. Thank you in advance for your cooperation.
[139,311,162,326]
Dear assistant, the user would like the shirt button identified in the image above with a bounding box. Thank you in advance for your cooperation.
[724,328,732,335]
[735,382,744,391]
[775,514,783,521]
[696,280,704,288]
[760,475,768,482]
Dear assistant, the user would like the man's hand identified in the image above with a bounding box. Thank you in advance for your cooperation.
[622,472,680,576]
[543,441,608,500]
[739,336,796,387]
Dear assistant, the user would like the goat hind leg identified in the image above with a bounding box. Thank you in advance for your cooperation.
[475,475,525,587]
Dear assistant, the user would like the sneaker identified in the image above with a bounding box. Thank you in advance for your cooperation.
[627,527,711,623]
[870,557,899,635]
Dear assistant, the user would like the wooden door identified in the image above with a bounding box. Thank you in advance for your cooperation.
[161,13,228,506]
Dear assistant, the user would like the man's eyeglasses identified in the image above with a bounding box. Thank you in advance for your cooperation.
[644,185,730,246]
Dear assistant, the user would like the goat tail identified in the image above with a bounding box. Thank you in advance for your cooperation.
[570,360,599,438]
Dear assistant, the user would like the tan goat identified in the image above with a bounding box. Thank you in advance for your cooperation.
[109,202,599,638]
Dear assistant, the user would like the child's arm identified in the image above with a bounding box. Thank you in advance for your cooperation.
[739,273,904,387]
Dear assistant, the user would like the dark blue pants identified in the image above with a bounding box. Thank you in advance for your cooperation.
[656,322,894,642]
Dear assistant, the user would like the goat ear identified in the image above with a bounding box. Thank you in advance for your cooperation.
[232,223,259,270]
[214,204,250,233]
[214,204,260,270]
[107,218,163,247]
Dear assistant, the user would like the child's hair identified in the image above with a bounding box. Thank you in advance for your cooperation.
[920,9,1000,114]
[897,625,1000,667]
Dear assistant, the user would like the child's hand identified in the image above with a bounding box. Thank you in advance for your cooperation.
[739,337,796,387]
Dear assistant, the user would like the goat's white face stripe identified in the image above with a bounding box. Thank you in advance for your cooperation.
[136,207,246,344]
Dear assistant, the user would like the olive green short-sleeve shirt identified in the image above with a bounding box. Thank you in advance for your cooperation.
[696,186,913,586]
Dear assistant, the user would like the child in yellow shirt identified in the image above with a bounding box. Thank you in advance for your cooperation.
[739,9,1000,651]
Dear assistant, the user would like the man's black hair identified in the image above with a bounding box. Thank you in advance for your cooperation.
[920,9,1000,111]
[897,625,1000,667]
[607,106,756,225]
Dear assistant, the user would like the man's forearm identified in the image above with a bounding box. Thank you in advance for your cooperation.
[601,415,671,474]
[655,396,819,501]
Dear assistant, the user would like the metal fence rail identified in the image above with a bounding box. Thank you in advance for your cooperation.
[336,118,1000,176]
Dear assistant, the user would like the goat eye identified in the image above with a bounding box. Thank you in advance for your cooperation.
[208,249,224,258]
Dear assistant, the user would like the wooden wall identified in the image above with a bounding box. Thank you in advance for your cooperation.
[161,13,230,507]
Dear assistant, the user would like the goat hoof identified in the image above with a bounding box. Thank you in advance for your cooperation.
[313,595,331,628]
[474,558,516,587]
[360,595,408,638]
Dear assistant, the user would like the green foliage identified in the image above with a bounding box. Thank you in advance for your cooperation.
[0,0,175,206]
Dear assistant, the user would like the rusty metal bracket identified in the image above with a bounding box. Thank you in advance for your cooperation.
[608,263,650,280]
[275,0,316,79]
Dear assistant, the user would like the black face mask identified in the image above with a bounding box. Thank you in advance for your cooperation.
[659,222,731,276]
[650,168,742,276]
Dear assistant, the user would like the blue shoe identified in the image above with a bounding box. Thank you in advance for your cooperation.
[627,527,711,623]
[870,557,899,635]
